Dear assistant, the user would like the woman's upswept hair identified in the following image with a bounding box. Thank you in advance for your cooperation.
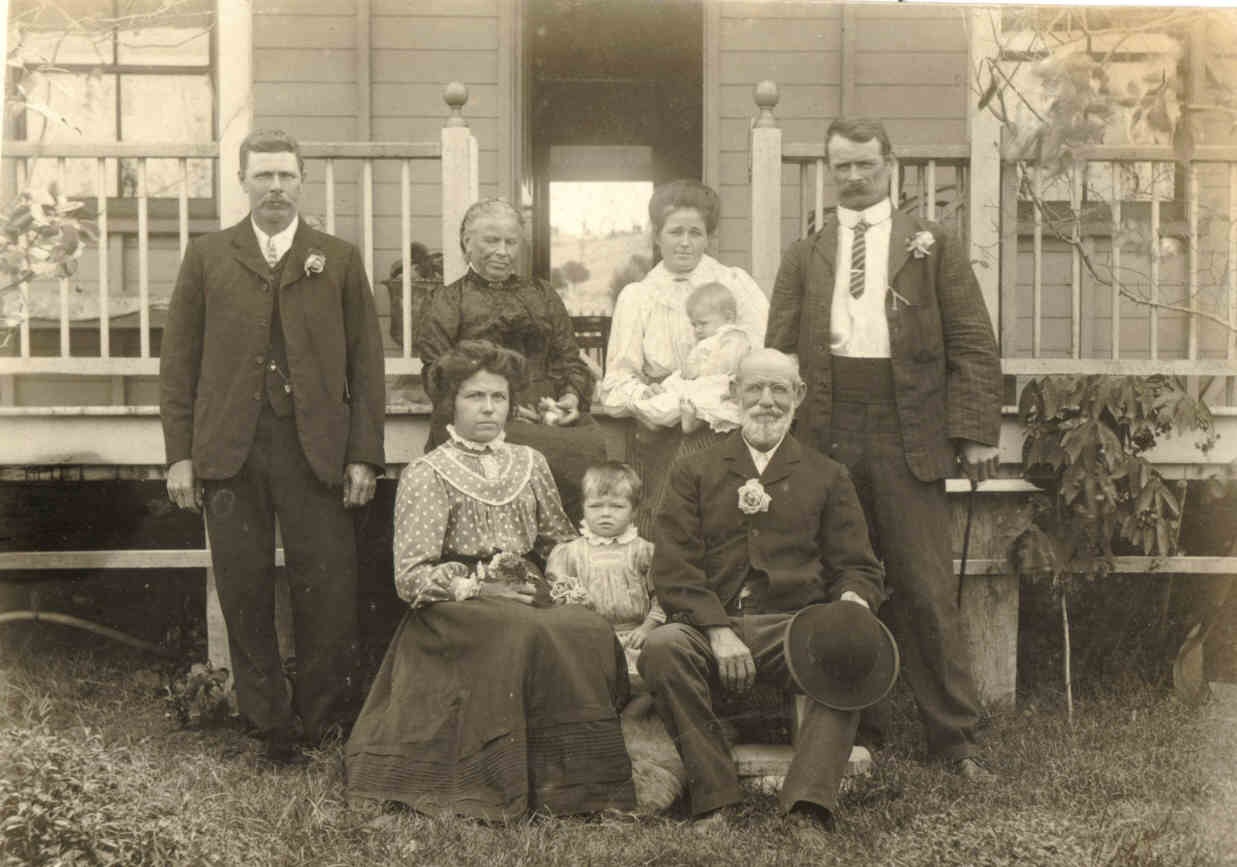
[581,461,643,507]
[426,339,526,425]
[647,180,721,236]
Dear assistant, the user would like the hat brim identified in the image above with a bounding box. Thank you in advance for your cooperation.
[784,602,900,711]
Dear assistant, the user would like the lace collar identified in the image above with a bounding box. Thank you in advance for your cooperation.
[446,423,507,453]
[420,440,534,505]
[580,523,639,546]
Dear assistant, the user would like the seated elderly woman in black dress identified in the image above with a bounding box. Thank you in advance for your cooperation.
[345,340,635,820]
[415,198,606,521]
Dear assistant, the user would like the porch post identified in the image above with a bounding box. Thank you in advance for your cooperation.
[208,0,254,671]
[964,7,1017,711]
[750,81,783,295]
[967,7,1002,334]
[441,83,478,285]
[217,0,254,227]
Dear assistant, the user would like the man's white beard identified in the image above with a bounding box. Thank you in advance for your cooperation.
[741,411,793,450]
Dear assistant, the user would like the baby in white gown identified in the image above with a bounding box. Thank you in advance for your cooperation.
[633,281,751,432]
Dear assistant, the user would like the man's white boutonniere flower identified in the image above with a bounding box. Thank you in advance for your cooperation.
[907,231,934,259]
[304,248,326,276]
[737,478,772,515]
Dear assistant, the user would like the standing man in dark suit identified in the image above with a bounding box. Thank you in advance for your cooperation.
[640,348,885,840]
[161,129,386,761]
[766,117,1003,781]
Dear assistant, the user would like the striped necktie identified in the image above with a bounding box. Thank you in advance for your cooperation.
[264,236,279,269]
[849,218,868,299]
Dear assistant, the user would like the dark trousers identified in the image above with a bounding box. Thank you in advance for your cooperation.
[638,617,859,816]
[204,408,360,743]
[826,357,980,761]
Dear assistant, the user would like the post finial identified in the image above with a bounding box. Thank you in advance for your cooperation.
[753,81,779,129]
[443,82,469,128]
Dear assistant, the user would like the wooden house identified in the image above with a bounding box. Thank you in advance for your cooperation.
[3,0,1235,704]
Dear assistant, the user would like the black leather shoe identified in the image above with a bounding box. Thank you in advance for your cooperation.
[259,736,307,767]
[787,802,836,848]
[950,756,997,783]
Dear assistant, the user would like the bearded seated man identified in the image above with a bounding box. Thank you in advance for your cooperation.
[638,348,891,844]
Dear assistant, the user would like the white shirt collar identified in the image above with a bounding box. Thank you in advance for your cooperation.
[837,197,892,229]
[446,423,507,453]
[742,432,787,475]
[251,214,299,261]
[579,523,639,546]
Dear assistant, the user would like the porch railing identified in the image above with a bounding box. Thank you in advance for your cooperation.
[748,81,1237,406]
[0,83,478,383]
[998,147,1237,398]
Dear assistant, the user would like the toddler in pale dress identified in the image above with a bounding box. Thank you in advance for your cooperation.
[546,462,663,674]
[632,282,751,433]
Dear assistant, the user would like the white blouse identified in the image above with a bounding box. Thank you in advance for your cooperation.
[599,254,769,415]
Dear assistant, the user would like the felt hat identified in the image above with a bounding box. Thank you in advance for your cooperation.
[784,601,900,711]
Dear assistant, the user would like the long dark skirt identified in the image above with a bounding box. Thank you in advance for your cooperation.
[426,416,608,524]
[345,598,636,820]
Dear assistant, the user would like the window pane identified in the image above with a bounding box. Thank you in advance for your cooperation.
[23,71,120,198]
[120,75,213,197]
[14,30,113,65]
[117,26,210,65]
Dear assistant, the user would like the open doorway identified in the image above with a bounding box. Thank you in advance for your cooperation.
[526,0,703,314]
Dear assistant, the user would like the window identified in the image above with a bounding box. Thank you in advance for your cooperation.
[10,0,214,201]
[997,7,1185,203]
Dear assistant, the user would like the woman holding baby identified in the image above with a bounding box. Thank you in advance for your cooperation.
[600,180,769,535]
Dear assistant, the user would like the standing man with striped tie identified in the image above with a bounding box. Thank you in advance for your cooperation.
[160,129,386,763]
[765,117,1003,782]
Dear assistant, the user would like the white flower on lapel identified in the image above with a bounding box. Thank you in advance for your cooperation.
[303,248,326,276]
[907,231,934,259]
[737,478,772,515]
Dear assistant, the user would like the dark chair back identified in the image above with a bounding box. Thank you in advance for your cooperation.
[571,315,612,372]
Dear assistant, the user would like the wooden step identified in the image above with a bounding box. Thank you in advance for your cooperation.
[733,743,872,780]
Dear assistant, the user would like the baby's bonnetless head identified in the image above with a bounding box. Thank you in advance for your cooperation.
[686,282,738,341]
[581,462,642,539]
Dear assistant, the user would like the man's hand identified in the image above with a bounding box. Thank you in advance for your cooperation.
[705,625,756,693]
[166,459,202,512]
[840,590,869,610]
[342,463,377,508]
[553,391,580,426]
[956,440,999,484]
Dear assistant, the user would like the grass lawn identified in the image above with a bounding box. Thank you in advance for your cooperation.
[2,623,1235,867]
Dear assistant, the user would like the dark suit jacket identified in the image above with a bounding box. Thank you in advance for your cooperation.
[160,217,386,487]
[651,431,884,629]
[765,208,1002,481]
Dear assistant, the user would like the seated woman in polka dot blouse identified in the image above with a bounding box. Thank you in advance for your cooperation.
[346,339,635,821]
